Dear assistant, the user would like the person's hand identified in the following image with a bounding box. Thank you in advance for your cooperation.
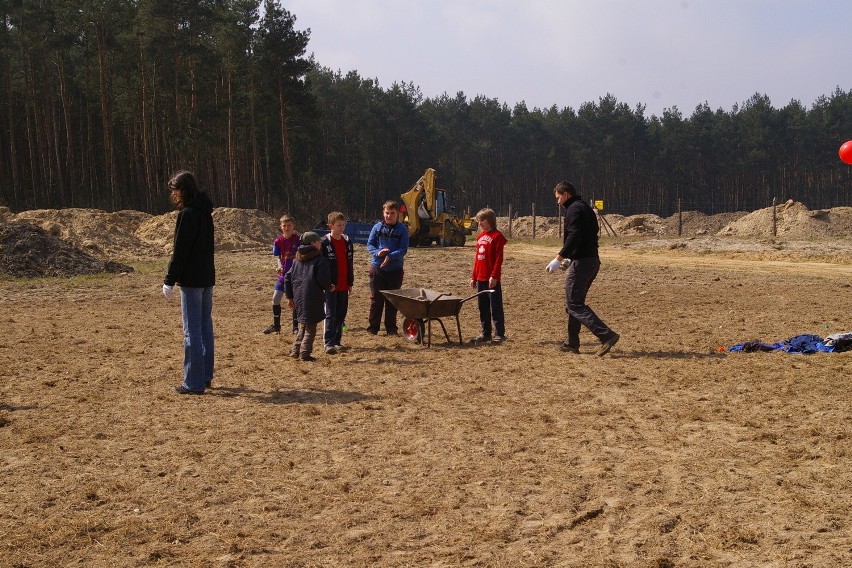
[330,284,336,291]
[377,248,390,258]
[288,298,295,310]
[470,279,476,289]
[488,277,498,289]
[162,284,174,300]
[546,258,561,273]
[380,255,390,268]
[277,267,284,275]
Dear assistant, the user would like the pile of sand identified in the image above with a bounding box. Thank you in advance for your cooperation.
[0,221,133,278]
[12,208,157,257]
[8,207,281,258]
[660,211,749,236]
[499,202,850,239]
[718,201,852,238]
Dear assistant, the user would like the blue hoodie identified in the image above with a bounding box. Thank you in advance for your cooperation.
[367,221,409,272]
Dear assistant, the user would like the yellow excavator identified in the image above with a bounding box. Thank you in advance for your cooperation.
[400,168,474,247]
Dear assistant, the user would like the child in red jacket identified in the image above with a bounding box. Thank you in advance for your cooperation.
[470,208,507,343]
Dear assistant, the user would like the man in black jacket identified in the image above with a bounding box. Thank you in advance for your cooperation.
[546,181,619,356]
[162,170,216,394]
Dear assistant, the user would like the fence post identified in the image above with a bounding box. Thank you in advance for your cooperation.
[531,202,536,239]
[507,204,512,238]
[677,197,682,236]
[772,197,777,237]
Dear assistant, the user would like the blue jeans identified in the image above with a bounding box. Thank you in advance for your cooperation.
[180,286,214,390]
[324,290,349,347]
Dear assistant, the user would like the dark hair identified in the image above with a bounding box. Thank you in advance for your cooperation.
[554,180,577,196]
[168,170,199,203]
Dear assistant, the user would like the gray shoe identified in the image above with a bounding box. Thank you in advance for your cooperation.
[325,345,338,355]
[559,343,580,354]
[597,333,620,356]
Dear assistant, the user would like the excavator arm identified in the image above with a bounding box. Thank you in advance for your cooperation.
[400,167,439,236]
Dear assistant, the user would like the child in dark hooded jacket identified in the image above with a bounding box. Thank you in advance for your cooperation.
[284,231,332,361]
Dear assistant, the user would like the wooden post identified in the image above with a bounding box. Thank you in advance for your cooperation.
[677,197,683,236]
[507,204,512,238]
[531,203,536,239]
[772,197,777,237]
[558,200,562,239]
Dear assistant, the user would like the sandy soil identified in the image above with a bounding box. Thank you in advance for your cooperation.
[1,233,851,567]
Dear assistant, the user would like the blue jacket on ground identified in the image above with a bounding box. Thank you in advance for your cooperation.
[367,221,409,271]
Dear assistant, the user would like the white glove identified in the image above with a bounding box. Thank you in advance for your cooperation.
[546,258,561,273]
[162,284,174,300]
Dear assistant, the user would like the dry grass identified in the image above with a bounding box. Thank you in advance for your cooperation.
[1,239,851,567]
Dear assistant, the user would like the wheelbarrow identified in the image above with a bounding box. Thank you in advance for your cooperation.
[380,288,495,347]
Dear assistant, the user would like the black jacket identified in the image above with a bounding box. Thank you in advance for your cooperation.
[165,192,215,287]
[320,234,355,289]
[284,246,332,324]
[559,195,599,260]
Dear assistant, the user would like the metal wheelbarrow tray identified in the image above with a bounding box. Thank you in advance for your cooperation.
[380,287,494,347]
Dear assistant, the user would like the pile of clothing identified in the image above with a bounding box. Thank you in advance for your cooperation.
[728,332,852,354]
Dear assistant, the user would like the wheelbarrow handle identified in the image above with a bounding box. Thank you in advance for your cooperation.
[460,289,495,303]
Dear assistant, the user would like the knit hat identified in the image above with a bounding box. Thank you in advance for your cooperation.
[300,231,321,245]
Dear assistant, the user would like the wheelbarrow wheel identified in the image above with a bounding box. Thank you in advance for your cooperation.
[402,318,424,342]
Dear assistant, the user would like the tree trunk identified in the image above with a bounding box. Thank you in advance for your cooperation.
[96,23,117,209]
[278,74,294,208]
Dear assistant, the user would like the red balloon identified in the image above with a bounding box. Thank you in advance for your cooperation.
[840,140,852,165]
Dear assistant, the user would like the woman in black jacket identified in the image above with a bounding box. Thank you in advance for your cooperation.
[162,170,216,394]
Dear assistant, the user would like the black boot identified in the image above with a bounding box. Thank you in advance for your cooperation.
[263,304,282,334]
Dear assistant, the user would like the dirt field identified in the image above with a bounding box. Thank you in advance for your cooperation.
[1,227,851,566]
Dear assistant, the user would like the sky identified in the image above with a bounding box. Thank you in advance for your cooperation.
[283,0,850,117]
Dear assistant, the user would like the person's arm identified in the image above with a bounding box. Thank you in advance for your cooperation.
[164,210,198,285]
[316,257,332,291]
[558,205,580,260]
[388,223,409,260]
[366,224,380,257]
[284,267,294,299]
[490,234,506,282]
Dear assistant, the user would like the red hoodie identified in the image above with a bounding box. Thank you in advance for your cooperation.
[471,229,507,281]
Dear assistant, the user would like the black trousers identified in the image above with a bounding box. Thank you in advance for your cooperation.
[475,280,505,336]
[563,257,615,347]
[368,266,404,333]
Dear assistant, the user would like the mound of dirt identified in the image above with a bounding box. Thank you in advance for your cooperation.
[0,221,133,278]
[719,201,852,238]
[498,202,851,239]
[8,207,280,258]
[135,208,279,254]
[12,208,158,257]
[211,207,279,251]
[497,215,561,238]
[660,211,749,236]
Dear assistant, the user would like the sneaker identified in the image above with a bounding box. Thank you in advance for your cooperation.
[471,334,492,343]
[300,355,316,362]
[262,324,280,335]
[289,350,300,359]
[174,385,204,395]
[492,335,506,343]
[597,333,620,357]
[334,345,347,352]
[559,343,580,354]
[325,345,338,355]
